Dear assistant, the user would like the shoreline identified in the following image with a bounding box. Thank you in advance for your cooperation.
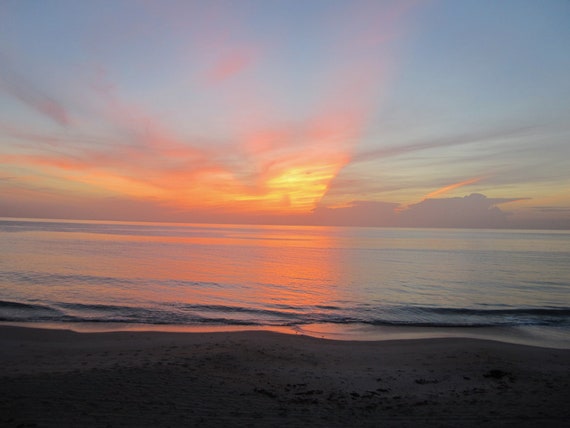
[2,325,569,427]
[2,320,569,349]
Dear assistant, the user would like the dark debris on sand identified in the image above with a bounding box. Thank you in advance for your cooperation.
[1,329,569,427]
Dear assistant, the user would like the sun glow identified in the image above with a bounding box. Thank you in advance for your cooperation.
[264,161,346,212]
[0,0,418,223]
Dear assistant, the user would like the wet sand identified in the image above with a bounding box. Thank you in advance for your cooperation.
[1,325,569,427]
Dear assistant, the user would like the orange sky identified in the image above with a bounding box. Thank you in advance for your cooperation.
[1,1,569,229]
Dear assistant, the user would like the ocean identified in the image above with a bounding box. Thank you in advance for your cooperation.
[1,218,569,346]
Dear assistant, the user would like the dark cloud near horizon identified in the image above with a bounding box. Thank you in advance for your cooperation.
[398,193,526,229]
[3,186,565,230]
[0,191,176,223]
[532,206,570,214]
[311,200,400,227]
[311,193,528,229]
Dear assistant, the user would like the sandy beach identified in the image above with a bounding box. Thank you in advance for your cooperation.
[1,326,569,427]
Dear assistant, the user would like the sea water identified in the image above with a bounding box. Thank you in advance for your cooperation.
[1,218,569,346]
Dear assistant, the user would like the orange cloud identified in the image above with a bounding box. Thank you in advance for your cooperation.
[1,2,419,221]
[423,176,485,200]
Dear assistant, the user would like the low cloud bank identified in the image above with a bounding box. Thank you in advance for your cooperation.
[3,190,567,229]
[312,194,525,229]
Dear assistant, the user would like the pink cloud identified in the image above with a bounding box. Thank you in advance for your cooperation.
[1,2,423,219]
[0,53,69,127]
[206,49,256,82]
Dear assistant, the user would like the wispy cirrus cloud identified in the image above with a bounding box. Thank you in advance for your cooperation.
[37,1,416,215]
[0,53,69,127]
[0,1,425,221]
[352,125,538,164]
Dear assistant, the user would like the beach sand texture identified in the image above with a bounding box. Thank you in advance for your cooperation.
[1,326,569,427]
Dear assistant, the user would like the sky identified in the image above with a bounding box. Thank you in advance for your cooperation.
[1,0,569,229]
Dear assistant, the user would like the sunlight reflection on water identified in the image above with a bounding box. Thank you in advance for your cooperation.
[1,219,569,342]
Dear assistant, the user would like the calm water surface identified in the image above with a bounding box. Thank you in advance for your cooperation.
[1,218,569,345]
